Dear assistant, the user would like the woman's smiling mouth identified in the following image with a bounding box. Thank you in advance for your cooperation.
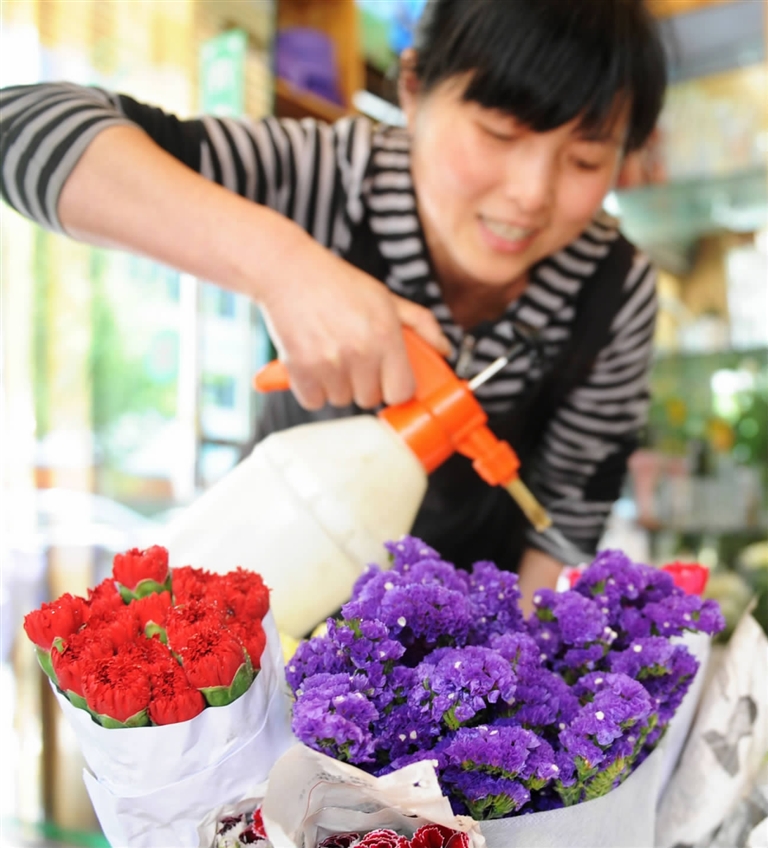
[478,215,540,253]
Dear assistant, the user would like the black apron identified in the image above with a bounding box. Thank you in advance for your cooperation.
[248,213,636,572]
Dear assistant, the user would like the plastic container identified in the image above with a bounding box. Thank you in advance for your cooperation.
[163,416,427,638]
[164,328,545,638]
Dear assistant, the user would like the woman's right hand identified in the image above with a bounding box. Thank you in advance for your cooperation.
[259,230,451,411]
[55,125,449,410]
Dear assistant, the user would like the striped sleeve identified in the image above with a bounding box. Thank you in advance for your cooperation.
[526,251,658,560]
[0,82,373,246]
[0,83,134,233]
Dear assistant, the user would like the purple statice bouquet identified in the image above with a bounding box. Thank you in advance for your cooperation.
[287,538,724,820]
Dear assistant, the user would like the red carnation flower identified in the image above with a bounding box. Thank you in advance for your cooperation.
[318,835,361,848]
[87,604,143,650]
[135,634,177,669]
[171,565,214,604]
[229,619,266,671]
[357,830,409,848]
[249,809,267,840]
[148,661,205,726]
[238,806,269,844]
[220,569,270,620]
[132,591,172,637]
[166,600,226,652]
[82,653,152,727]
[113,545,170,600]
[51,629,115,701]
[662,561,709,596]
[87,578,125,615]
[411,825,469,848]
[178,627,247,690]
[177,627,254,706]
[23,593,90,651]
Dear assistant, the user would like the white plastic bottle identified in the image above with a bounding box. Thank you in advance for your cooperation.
[162,416,427,638]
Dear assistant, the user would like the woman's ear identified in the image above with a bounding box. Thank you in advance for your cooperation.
[398,48,421,128]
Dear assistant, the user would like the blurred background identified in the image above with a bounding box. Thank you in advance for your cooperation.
[0,0,766,844]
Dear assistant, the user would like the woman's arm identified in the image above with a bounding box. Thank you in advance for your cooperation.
[517,548,564,615]
[1,83,449,409]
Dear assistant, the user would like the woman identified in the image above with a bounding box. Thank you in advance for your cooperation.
[0,0,666,609]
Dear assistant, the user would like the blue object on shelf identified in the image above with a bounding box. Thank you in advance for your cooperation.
[276,28,344,106]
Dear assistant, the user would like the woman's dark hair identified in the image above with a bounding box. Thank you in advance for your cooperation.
[413,0,666,152]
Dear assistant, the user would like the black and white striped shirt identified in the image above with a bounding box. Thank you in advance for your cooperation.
[0,83,658,558]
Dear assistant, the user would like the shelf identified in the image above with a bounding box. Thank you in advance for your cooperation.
[613,166,768,248]
[276,0,364,119]
[274,77,350,123]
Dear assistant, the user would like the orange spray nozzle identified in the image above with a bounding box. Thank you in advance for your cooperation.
[253,328,521,488]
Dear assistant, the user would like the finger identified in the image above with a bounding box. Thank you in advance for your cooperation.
[379,337,416,406]
[349,357,383,410]
[393,297,453,357]
[321,365,355,408]
[288,368,327,412]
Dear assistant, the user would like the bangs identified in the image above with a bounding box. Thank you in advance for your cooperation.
[414,0,666,151]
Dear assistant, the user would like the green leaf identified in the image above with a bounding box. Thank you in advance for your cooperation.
[96,709,150,729]
[35,647,57,684]
[64,691,89,712]
[117,575,172,603]
[200,661,254,707]
[144,622,168,644]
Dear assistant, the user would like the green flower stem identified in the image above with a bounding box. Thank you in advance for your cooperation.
[556,781,584,807]
[466,794,518,820]
[584,757,628,801]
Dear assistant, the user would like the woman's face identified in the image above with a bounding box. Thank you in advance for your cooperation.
[402,74,627,289]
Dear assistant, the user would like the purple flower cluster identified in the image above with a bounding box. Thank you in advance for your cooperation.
[573,550,724,648]
[555,671,656,802]
[411,646,516,731]
[288,538,724,820]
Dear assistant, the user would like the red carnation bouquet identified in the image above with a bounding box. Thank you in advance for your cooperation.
[24,546,269,726]
[214,807,471,848]
[23,545,294,848]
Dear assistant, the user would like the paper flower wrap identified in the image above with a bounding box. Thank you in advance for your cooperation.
[24,545,294,847]
[269,538,724,847]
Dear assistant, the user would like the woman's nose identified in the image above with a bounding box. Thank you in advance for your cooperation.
[505,156,555,218]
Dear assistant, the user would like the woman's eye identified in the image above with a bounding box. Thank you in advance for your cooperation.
[480,124,517,142]
[574,159,602,172]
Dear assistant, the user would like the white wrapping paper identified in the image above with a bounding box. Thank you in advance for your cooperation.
[658,631,712,797]
[262,745,483,848]
[262,742,665,848]
[52,611,296,847]
[480,747,663,848]
[656,608,768,848]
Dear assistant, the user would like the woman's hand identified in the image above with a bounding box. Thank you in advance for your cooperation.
[260,231,451,410]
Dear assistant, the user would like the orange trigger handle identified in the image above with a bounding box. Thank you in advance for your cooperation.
[253,327,522,486]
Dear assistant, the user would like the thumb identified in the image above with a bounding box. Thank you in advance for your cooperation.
[392,295,453,357]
